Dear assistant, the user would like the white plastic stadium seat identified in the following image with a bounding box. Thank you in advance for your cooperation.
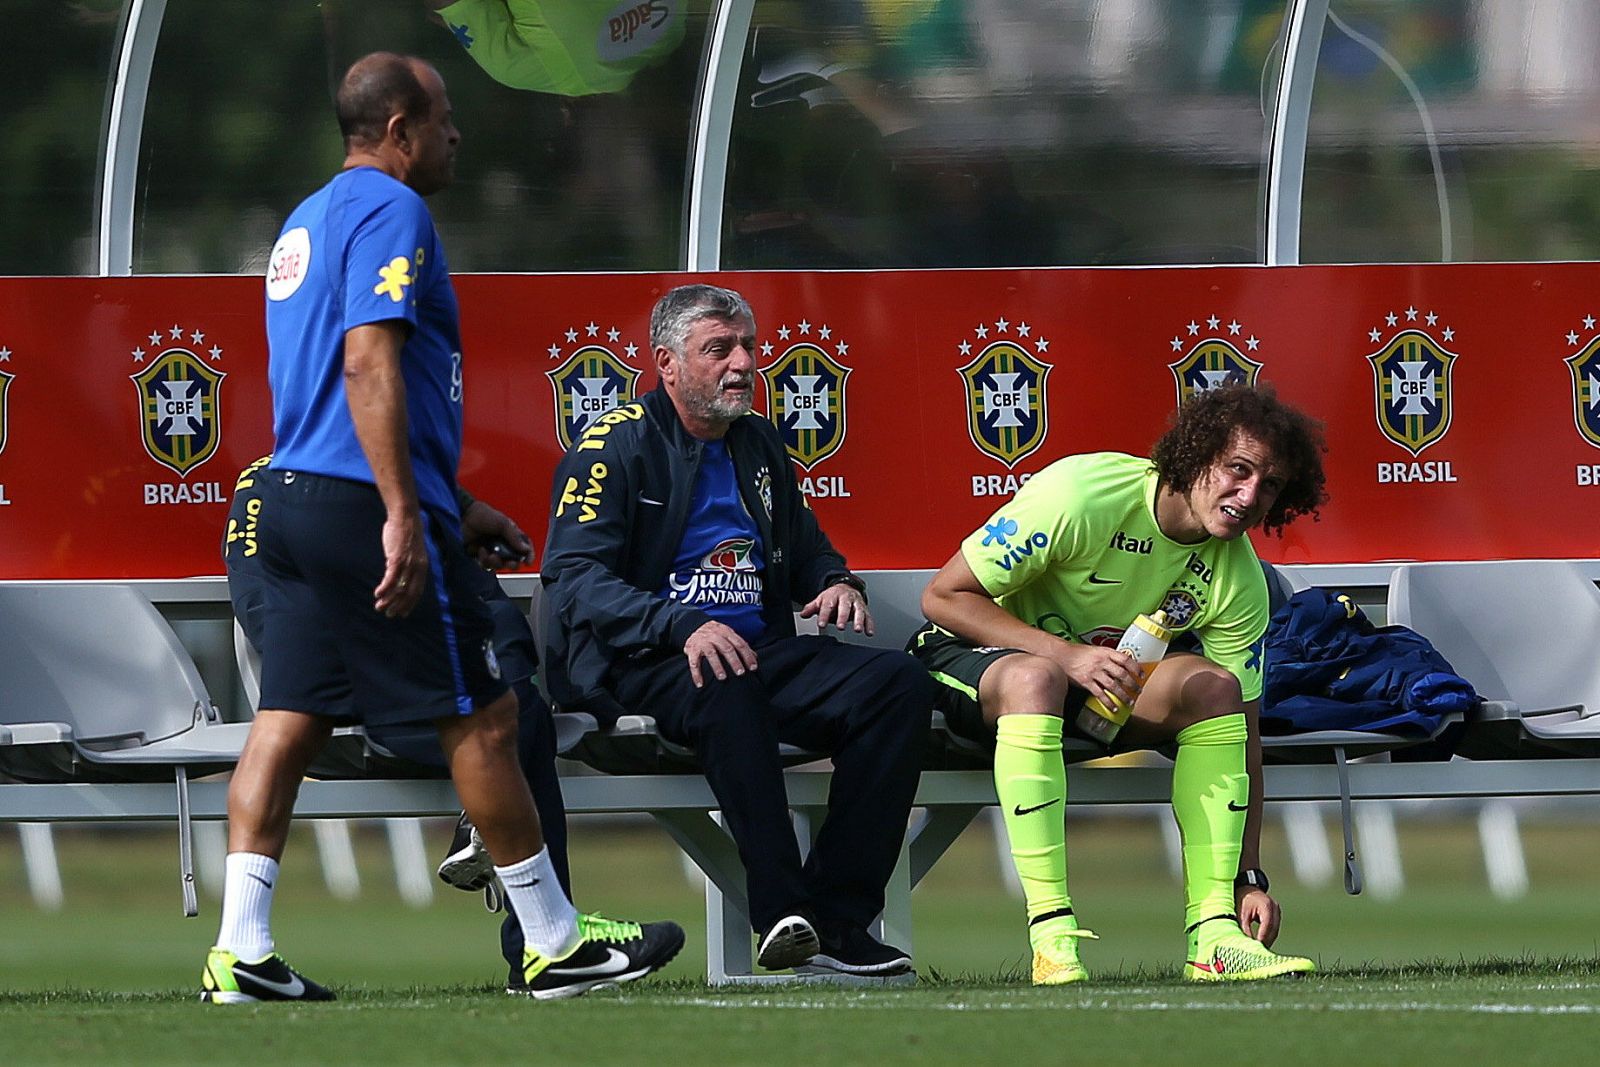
[0,582,252,914]
[1387,560,1600,758]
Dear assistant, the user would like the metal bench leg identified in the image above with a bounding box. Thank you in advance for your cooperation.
[176,766,198,917]
[384,817,434,908]
[650,810,756,984]
[19,822,64,911]
[313,819,361,899]
[1334,747,1364,895]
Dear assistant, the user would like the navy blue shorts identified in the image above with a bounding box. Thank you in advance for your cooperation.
[244,469,509,728]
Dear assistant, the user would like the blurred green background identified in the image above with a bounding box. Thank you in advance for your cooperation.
[3,805,1596,992]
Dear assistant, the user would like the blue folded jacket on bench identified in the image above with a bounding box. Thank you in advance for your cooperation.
[1262,588,1478,737]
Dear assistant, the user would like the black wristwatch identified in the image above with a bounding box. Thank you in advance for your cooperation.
[830,573,868,600]
[1234,868,1270,894]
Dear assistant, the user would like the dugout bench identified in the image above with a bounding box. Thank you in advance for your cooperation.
[2,563,1599,985]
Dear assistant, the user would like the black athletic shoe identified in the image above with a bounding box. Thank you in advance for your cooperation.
[756,912,820,971]
[806,924,913,977]
[200,947,336,1004]
[513,914,685,1000]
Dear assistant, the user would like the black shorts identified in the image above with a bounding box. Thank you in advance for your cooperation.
[906,621,1091,744]
[244,469,509,728]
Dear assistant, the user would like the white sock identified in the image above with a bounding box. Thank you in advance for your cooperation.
[217,852,278,961]
[495,847,579,959]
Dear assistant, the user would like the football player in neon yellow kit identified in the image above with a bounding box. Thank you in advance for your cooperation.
[911,384,1328,983]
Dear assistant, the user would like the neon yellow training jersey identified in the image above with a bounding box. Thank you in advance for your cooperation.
[959,452,1270,701]
[438,0,687,96]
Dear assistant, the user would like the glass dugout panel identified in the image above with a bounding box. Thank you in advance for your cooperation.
[1301,0,1600,264]
[720,0,1289,269]
[0,0,125,276]
[133,0,707,274]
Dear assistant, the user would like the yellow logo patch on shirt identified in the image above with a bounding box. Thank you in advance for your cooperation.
[374,256,414,303]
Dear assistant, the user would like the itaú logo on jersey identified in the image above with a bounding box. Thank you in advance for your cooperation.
[668,538,763,607]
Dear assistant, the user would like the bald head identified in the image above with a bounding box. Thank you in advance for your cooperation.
[336,52,434,150]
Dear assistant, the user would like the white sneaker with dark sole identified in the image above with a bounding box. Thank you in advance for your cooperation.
[756,913,820,971]
[436,812,495,892]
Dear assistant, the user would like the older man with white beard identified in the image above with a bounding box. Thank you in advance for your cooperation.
[539,284,934,978]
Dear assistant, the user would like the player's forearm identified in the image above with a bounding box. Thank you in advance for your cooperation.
[344,323,419,517]
[924,584,1060,659]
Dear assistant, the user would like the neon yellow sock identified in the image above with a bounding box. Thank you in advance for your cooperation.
[993,714,1074,944]
[1172,713,1250,931]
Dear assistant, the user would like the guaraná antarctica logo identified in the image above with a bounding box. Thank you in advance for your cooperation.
[1562,314,1600,450]
[545,322,643,451]
[130,324,226,479]
[1166,314,1264,406]
[759,319,852,471]
[957,316,1053,472]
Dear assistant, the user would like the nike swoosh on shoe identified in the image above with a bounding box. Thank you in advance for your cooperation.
[548,947,631,978]
[242,972,305,998]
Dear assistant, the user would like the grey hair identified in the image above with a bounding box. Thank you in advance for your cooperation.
[649,284,755,357]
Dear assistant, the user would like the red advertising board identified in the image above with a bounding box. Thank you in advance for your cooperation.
[0,264,1594,579]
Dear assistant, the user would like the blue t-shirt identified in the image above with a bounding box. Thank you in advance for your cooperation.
[264,166,463,518]
[659,440,767,642]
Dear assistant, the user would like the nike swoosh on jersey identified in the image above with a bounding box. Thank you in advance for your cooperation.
[549,947,631,977]
[242,970,305,998]
[1087,572,1121,585]
[1226,800,1248,811]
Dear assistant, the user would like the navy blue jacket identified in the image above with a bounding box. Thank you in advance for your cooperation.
[540,386,858,723]
[1262,588,1476,735]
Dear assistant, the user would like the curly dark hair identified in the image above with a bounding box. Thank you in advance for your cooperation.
[1150,383,1327,536]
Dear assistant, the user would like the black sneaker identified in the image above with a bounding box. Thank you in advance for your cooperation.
[436,812,495,891]
[806,924,913,977]
[513,914,685,1000]
[199,947,336,1004]
[756,912,820,970]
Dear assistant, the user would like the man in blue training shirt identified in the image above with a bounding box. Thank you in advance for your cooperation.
[201,52,681,1004]
[540,284,934,978]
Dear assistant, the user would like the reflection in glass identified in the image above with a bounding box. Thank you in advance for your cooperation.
[723,0,1289,269]
[132,0,705,274]
[1303,0,1600,264]
[0,1,124,276]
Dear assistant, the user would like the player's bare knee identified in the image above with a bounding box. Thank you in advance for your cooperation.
[1175,660,1243,720]
[986,654,1070,716]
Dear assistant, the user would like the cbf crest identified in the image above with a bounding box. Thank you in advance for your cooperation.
[1366,314,1458,456]
[1562,316,1600,449]
[545,323,643,450]
[956,317,1053,469]
[1167,315,1263,406]
[759,325,851,470]
[130,326,226,477]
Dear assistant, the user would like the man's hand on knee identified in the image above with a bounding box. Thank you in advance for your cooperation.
[683,621,758,687]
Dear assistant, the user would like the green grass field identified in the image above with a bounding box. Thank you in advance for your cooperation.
[2,811,1597,1065]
